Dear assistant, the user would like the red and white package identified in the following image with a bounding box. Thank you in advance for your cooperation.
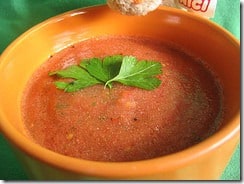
[162,0,218,18]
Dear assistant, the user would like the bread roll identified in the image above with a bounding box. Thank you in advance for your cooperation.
[107,0,162,16]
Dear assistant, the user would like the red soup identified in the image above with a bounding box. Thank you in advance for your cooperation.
[21,36,223,162]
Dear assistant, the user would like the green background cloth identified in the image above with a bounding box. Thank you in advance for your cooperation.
[0,0,240,180]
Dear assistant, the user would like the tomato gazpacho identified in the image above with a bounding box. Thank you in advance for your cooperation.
[21,36,223,162]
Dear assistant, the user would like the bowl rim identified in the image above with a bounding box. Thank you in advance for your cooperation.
[0,5,240,178]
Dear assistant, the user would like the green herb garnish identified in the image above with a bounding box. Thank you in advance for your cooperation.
[49,55,162,92]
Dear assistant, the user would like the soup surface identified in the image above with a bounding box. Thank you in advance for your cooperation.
[22,36,223,162]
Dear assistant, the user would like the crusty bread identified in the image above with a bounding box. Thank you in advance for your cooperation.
[107,0,162,16]
[161,0,176,7]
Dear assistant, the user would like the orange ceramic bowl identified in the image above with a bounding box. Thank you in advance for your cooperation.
[0,5,240,180]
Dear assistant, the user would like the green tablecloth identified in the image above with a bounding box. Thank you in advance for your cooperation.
[0,0,240,180]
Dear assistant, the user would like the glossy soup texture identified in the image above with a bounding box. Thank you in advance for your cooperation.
[21,36,223,162]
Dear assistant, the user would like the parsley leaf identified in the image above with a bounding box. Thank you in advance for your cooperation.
[80,55,123,88]
[49,65,101,92]
[49,55,162,92]
[105,56,162,90]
